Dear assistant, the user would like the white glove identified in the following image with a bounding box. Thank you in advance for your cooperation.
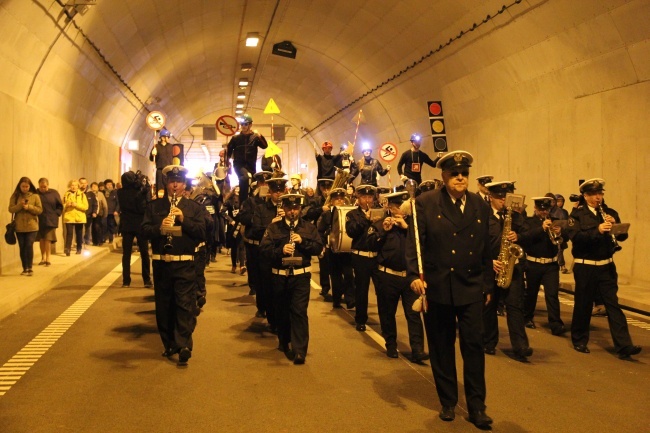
[247,172,252,178]
[386,164,391,170]
[271,162,276,168]
[152,148,158,156]
[400,175,408,182]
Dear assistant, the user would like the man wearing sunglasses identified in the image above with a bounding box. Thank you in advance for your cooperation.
[227,114,268,203]
[406,150,494,428]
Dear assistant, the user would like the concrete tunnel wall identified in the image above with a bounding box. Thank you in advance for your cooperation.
[0,0,648,286]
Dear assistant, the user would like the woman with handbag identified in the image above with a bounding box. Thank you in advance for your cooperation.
[8,177,43,275]
[36,178,63,266]
[62,179,88,256]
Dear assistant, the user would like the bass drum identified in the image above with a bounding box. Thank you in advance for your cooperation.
[328,205,356,253]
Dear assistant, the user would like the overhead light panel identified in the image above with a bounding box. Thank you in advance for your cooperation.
[245,33,260,47]
[238,78,249,87]
[237,93,246,100]
[241,63,253,72]
[236,103,244,109]
[235,109,244,114]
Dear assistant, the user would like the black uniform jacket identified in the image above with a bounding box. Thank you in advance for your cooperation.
[345,206,375,251]
[367,216,410,272]
[567,204,626,260]
[117,187,148,233]
[518,216,567,258]
[488,209,525,260]
[141,196,206,255]
[240,194,265,239]
[260,218,323,269]
[406,189,493,306]
[250,198,282,241]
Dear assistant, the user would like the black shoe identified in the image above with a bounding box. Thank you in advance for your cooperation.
[618,345,642,359]
[525,320,536,329]
[278,343,289,353]
[197,296,206,308]
[551,325,566,336]
[178,348,191,366]
[144,281,153,288]
[248,289,256,296]
[386,347,398,358]
[439,406,456,421]
[469,410,493,428]
[496,306,505,316]
[355,323,366,332]
[411,351,430,363]
[161,347,179,357]
[121,283,130,288]
[293,353,305,365]
[76,250,82,255]
[484,347,496,355]
[255,310,265,318]
[574,344,590,353]
[65,249,71,256]
[333,302,343,309]
[514,347,533,359]
[346,302,356,310]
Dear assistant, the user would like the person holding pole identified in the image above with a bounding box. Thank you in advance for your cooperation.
[406,150,494,428]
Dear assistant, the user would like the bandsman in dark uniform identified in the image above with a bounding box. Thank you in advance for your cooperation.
[475,175,493,204]
[305,178,334,299]
[141,165,206,366]
[190,173,218,310]
[406,151,494,428]
[345,184,382,331]
[316,187,355,309]
[260,194,323,365]
[248,177,288,329]
[483,181,532,361]
[397,133,438,185]
[567,178,641,359]
[518,197,567,335]
[368,191,428,362]
[415,179,442,197]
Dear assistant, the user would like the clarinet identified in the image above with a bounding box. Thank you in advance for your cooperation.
[598,205,622,254]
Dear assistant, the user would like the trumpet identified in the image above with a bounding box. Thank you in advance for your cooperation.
[598,205,622,254]
[545,218,563,245]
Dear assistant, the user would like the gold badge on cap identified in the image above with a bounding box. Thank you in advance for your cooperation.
[454,153,463,163]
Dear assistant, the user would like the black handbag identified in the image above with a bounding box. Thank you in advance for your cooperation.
[5,215,16,245]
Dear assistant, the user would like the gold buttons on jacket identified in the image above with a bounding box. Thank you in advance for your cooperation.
[450,268,455,272]
[452,250,456,254]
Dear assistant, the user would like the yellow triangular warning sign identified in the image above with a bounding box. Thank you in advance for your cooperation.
[264,98,281,114]
[350,109,365,124]
[264,140,282,157]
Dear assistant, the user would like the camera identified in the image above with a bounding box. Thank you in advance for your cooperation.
[569,194,580,203]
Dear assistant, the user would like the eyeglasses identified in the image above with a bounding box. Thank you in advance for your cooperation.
[449,171,469,178]
[240,122,251,126]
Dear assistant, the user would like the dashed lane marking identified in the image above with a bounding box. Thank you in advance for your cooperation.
[0,258,134,397]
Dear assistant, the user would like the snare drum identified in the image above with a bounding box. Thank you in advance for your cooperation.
[213,165,228,180]
[328,206,356,253]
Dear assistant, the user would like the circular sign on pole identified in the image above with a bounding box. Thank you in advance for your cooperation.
[216,115,240,136]
[146,111,166,130]
[379,142,398,162]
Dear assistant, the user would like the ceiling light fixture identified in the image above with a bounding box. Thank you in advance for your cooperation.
[235,109,244,114]
[241,63,253,72]
[237,93,246,100]
[238,78,249,87]
[245,32,260,47]
[236,103,244,109]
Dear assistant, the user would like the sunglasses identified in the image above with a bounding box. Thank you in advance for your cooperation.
[449,171,470,177]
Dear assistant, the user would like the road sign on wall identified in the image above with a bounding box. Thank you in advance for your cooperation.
[379,142,398,162]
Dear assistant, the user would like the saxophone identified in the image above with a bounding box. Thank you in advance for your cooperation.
[496,205,524,288]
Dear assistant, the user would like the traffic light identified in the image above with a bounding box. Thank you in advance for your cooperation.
[427,101,448,152]
[172,143,184,166]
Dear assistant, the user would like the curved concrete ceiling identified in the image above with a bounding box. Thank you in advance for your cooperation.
[7,0,647,153]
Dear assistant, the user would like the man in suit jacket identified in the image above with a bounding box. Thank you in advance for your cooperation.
[406,150,494,428]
